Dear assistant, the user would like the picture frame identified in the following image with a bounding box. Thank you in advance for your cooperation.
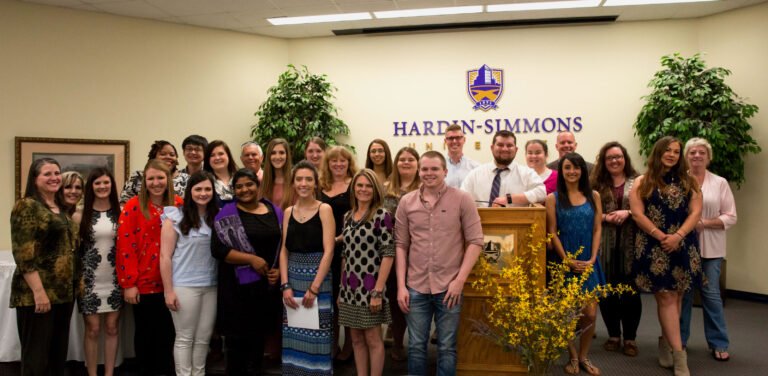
[15,137,130,200]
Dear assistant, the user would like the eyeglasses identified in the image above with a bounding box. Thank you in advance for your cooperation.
[184,146,204,153]
[605,155,624,161]
[445,136,464,142]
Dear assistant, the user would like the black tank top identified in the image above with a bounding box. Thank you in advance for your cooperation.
[285,208,324,253]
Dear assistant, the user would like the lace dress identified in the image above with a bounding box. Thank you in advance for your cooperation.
[78,210,122,314]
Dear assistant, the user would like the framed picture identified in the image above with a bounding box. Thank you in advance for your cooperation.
[15,137,130,200]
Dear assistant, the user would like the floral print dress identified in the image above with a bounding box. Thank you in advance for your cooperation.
[632,173,703,293]
[78,210,122,314]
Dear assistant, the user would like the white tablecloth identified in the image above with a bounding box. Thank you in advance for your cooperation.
[0,250,135,364]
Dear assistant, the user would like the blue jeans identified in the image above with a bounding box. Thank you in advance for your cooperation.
[680,258,729,351]
[405,288,462,376]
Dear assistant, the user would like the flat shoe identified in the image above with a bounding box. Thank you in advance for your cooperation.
[603,338,621,352]
[564,358,580,375]
[579,359,601,376]
[712,349,730,362]
[623,341,639,357]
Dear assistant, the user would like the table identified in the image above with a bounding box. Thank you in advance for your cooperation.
[0,251,135,364]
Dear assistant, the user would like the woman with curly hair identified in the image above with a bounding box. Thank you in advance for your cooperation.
[590,142,643,357]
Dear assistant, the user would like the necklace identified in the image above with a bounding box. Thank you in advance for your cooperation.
[294,203,316,221]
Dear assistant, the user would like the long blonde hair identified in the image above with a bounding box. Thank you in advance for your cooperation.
[138,159,175,219]
[319,146,357,191]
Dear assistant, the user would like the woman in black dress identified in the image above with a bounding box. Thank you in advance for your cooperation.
[318,146,357,362]
[212,168,283,375]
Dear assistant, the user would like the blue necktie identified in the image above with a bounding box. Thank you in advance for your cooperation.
[488,167,508,205]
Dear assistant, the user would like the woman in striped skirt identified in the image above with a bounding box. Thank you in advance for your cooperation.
[279,161,335,375]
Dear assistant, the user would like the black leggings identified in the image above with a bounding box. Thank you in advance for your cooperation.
[598,280,642,340]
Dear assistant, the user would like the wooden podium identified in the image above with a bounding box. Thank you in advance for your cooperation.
[457,206,546,375]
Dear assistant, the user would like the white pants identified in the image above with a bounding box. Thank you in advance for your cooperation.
[169,286,217,376]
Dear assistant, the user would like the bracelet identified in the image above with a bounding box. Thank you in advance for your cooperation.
[650,228,659,236]
[280,283,292,292]
[308,287,320,295]
[370,290,383,299]
[675,232,685,240]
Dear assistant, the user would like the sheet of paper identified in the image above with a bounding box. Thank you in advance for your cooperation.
[285,297,320,330]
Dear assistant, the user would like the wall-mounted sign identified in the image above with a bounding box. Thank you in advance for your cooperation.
[468,64,503,111]
[391,65,584,137]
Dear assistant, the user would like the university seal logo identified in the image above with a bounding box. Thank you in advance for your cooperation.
[467,64,504,111]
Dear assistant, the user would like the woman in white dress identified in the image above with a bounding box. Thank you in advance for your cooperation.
[77,168,123,376]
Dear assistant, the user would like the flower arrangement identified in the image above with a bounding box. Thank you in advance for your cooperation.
[471,225,634,375]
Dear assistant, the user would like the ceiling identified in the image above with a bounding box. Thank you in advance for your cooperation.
[22,0,768,39]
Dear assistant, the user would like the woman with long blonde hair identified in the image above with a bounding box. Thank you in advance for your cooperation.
[319,145,358,362]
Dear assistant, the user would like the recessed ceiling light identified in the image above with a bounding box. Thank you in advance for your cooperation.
[487,0,602,12]
[374,6,484,19]
[268,12,372,26]
[604,0,718,5]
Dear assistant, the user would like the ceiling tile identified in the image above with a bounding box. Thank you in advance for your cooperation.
[177,13,246,30]
[90,0,170,19]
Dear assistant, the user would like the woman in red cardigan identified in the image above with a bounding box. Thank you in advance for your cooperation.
[117,159,183,375]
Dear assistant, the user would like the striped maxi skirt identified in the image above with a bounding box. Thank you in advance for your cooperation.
[282,251,333,375]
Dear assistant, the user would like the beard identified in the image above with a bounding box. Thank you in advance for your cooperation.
[493,155,513,166]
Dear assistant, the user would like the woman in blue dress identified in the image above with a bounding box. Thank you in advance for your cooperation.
[546,153,604,376]
[630,136,702,376]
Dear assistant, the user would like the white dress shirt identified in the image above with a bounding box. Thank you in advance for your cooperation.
[460,162,546,207]
[445,154,480,189]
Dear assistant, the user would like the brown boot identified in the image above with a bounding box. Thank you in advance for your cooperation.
[658,336,673,368]
[673,350,690,376]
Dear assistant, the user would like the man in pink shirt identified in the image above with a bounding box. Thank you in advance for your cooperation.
[395,151,484,375]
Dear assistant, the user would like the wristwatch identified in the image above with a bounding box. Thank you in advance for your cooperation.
[506,193,513,205]
[280,282,292,292]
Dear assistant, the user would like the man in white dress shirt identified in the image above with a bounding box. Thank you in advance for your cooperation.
[444,124,480,189]
[461,130,546,207]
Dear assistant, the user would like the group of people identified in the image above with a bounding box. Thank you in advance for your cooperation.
[9,129,735,376]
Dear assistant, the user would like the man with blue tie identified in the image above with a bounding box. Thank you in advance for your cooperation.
[460,130,546,207]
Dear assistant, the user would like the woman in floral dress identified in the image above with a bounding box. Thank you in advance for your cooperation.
[630,136,703,376]
[78,168,123,376]
[339,169,394,376]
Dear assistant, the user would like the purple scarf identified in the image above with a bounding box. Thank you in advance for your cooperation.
[214,198,283,268]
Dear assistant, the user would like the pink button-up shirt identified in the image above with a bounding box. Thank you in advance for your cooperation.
[698,171,737,259]
[395,184,484,294]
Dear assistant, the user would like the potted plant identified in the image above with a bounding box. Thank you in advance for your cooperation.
[633,53,760,187]
[251,64,352,162]
[472,226,632,376]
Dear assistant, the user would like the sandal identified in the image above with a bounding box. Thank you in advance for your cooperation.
[623,340,639,357]
[564,358,580,374]
[579,358,601,376]
[712,349,730,362]
[603,338,621,352]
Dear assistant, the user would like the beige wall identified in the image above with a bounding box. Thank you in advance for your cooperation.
[2,1,766,294]
[697,3,768,294]
[0,0,288,245]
